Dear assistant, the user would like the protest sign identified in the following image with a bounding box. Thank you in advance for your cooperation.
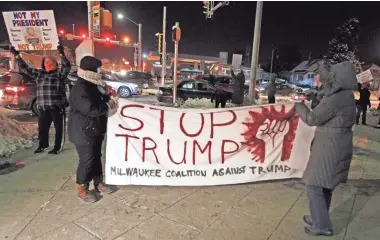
[2,10,59,51]
[105,100,315,186]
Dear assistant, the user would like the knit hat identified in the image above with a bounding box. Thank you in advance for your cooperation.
[79,56,102,73]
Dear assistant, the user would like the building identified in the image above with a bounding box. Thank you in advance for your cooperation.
[290,59,323,86]
[146,51,219,76]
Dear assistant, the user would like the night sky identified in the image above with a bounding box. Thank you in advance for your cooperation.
[2,1,380,65]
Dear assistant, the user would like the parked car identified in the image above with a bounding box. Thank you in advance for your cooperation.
[196,74,260,99]
[67,71,142,98]
[156,79,259,103]
[1,71,39,115]
[290,91,307,102]
[0,71,12,99]
[114,71,154,89]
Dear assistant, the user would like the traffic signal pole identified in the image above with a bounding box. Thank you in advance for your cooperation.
[248,1,263,104]
[161,6,167,86]
[172,22,180,104]
[87,1,94,56]
[138,24,142,71]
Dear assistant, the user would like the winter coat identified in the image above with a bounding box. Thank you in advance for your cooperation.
[358,88,371,108]
[231,70,245,104]
[68,78,110,146]
[295,61,357,189]
[267,76,277,98]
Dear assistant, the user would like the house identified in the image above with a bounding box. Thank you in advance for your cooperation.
[290,59,323,86]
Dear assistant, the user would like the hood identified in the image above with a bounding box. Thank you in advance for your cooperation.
[319,61,357,96]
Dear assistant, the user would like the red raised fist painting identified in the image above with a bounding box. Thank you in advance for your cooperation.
[241,105,299,163]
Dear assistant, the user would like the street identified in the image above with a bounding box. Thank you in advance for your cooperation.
[0,113,380,239]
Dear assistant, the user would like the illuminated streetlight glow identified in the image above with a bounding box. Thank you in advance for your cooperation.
[59,30,64,34]
[117,13,124,19]
[124,37,129,43]
[143,54,147,58]
[124,61,129,65]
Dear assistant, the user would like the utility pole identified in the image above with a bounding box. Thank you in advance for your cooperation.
[172,22,180,104]
[270,47,275,73]
[138,24,142,71]
[248,1,263,104]
[87,1,94,56]
[72,24,75,35]
[161,6,167,86]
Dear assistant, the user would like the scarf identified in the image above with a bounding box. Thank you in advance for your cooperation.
[77,68,107,87]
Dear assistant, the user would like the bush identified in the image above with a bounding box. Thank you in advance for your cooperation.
[0,135,33,165]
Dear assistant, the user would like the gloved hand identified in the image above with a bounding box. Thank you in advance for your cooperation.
[57,43,65,55]
[106,97,119,110]
[10,46,20,56]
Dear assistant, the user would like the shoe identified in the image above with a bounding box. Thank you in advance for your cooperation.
[48,148,60,155]
[362,123,367,125]
[93,176,116,194]
[34,147,48,154]
[304,226,333,236]
[303,215,312,226]
[77,184,97,203]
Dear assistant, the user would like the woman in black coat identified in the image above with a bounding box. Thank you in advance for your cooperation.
[68,56,118,203]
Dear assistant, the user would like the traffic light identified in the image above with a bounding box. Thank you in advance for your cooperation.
[172,26,181,42]
[82,34,86,39]
[106,37,110,42]
[155,33,162,54]
[203,1,211,18]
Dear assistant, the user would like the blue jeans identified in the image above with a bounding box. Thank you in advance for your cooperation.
[305,185,333,230]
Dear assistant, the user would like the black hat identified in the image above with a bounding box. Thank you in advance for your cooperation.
[80,56,102,73]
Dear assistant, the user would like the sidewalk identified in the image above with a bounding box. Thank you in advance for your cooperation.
[1,117,380,240]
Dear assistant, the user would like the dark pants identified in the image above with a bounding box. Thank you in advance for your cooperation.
[38,106,66,151]
[268,95,275,104]
[356,105,367,124]
[75,139,103,184]
[305,185,333,230]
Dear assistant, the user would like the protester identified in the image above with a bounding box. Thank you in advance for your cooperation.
[68,56,118,203]
[356,82,371,125]
[10,44,71,154]
[267,74,277,104]
[211,88,229,108]
[294,61,357,236]
[231,69,245,105]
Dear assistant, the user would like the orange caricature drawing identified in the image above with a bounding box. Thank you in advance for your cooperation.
[24,27,41,44]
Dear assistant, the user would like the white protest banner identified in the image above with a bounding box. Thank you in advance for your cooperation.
[105,100,315,186]
[2,10,59,51]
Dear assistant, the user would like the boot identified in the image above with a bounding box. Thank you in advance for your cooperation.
[77,184,97,203]
[93,176,115,194]
[302,215,312,226]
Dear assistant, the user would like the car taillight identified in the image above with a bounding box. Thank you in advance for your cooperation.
[108,88,116,96]
[5,85,25,93]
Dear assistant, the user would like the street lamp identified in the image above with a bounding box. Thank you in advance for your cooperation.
[124,37,129,43]
[117,13,142,72]
[143,53,147,58]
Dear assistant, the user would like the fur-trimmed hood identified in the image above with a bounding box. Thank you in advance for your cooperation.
[77,68,106,87]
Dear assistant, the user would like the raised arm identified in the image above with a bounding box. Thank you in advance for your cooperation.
[57,43,71,80]
[295,99,337,126]
[11,46,42,78]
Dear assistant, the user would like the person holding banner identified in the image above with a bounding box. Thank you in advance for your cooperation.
[294,61,357,237]
[10,44,71,155]
[68,56,118,203]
